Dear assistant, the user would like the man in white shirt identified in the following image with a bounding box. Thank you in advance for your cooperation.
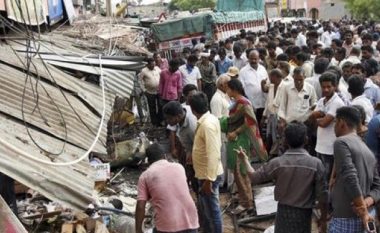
[291,28,307,47]
[138,58,161,126]
[348,76,374,123]
[309,72,345,181]
[179,55,202,89]
[232,43,247,70]
[305,58,330,100]
[339,47,361,69]
[321,25,335,48]
[210,74,231,188]
[278,67,318,125]
[339,61,353,101]
[239,50,268,124]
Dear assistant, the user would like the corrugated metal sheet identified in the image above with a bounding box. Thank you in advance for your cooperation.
[0,196,28,232]
[0,113,94,210]
[0,62,107,153]
[5,0,47,25]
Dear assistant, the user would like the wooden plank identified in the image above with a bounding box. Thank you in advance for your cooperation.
[61,223,74,233]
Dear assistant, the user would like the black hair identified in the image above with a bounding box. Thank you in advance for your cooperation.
[351,105,366,125]
[319,71,337,86]
[321,47,334,58]
[332,39,343,47]
[336,106,361,129]
[146,57,155,63]
[257,47,267,57]
[162,101,184,117]
[361,45,374,54]
[351,63,366,73]
[301,45,311,54]
[267,41,277,50]
[169,59,180,69]
[233,42,244,53]
[191,38,198,46]
[284,122,307,148]
[246,35,255,42]
[361,33,373,42]
[296,52,309,62]
[245,48,254,58]
[348,75,365,97]
[153,52,160,58]
[182,47,191,54]
[187,54,198,63]
[189,92,209,115]
[277,61,290,75]
[291,46,301,56]
[277,53,289,62]
[335,47,346,56]
[183,84,198,97]
[314,58,330,74]
[312,43,323,50]
[351,47,361,56]
[291,28,298,34]
[342,61,353,70]
[227,78,245,96]
[363,59,379,77]
[225,38,232,44]
[326,66,342,82]
[344,30,354,37]
[200,37,206,43]
[146,143,165,164]
[218,48,226,55]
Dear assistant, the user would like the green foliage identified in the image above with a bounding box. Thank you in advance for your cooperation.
[343,0,380,20]
[168,0,216,11]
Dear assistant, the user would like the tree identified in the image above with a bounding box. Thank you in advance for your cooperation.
[168,0,216,12]
[343,0,380,20]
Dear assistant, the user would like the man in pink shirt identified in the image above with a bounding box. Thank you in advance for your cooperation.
[135,143,199,233]
[159,59,183,110]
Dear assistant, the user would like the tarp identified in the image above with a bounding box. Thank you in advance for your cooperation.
[216,0,264,12]
[210,11,266,24]
[151,13,212,42]
[152,11,266,42]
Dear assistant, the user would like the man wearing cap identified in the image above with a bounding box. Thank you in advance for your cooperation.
[197,52,218,102]
[226,67,239,79]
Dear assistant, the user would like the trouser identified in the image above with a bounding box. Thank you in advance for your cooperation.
[145,93,161,126]
[198,176,223,233]
[202,82,216,104]
[219,140,233,188]
[256,108,265,132]
[318,153,334,181]
[275,204,312,233]
[153,228,197,233]
[234,159,253,208]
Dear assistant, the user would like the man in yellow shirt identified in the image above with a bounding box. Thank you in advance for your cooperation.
[189,92,224,233]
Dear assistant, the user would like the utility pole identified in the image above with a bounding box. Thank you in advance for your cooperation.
[95,0,99,14]
[106,0,112,17]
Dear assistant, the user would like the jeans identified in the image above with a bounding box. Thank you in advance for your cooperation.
[198,175,223,233]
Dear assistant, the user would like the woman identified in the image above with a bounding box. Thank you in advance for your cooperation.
[220,79,268,213]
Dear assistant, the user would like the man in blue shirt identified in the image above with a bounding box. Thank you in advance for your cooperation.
[366,114,380,173]
[216,48,233,76]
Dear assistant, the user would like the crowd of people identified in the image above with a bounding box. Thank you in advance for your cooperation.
[136,19,380,233]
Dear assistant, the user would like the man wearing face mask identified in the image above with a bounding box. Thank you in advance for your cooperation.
[239,50,268,124]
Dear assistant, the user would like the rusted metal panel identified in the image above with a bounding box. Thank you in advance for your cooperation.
[0,196,28,233]
[0,113,95,210]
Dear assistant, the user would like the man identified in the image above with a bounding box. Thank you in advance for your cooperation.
[348,76,374,124]
[153,53,169,71]
[328,106,380,232]
[210,74,231,118]
[179,55,202,89]
[239,50,268,124]
[163,100,198,194]
[361,45,376,62]
[224,38,233,58]
[135,143,199,233]
[190,92,224,233]
[338,61,353,100]
[278,67,318,124]
[342,30,355,58]
[366,114,380,172]
[309,72,345,182]
[159,59,183,107]
[352,63,380,108]
[197,52,217,103]
[266,41,278,71]
[295,52,314,78]
[216,48,233,76]
[237,122,328,233]
[321,24,334,48]
[210,74,231,188]
[339,47,361,69]
[139,58,161,126]
[232,42,247,70]
[331,47,346,67]
[305,57,329,99]
[291,28,307,47]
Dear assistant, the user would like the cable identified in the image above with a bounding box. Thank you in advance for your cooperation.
[0,55,106,166]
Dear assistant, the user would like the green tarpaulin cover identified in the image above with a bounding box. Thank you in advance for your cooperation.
[210,11,265,24]
[216,0,265,12]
